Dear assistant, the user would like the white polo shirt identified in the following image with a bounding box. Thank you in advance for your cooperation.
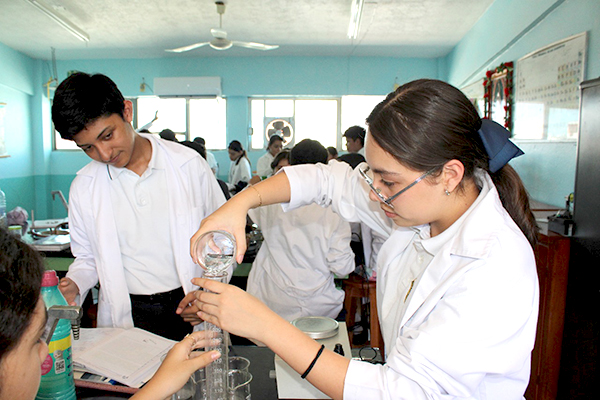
[108,140,180,295]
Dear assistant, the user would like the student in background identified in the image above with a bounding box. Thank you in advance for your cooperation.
[342,125,366,156]
[227,140,252,195]
[246,140,354,321]
[194,137,219,176]
[184,79,538,399]
[51,72,227,340]
[256,135,284,179]
[326,146,338,162]
[0,227,219,400]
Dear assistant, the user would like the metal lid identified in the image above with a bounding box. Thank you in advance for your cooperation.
[291,316,339,339]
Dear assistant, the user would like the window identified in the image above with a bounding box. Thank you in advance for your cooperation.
[340,95,385,150]
[54,97,227,150]
[250,98,339,150]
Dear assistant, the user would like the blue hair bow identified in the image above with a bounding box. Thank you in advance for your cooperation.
[478,119,524,173]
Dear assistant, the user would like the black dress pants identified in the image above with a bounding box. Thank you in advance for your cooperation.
[129,287,192,341]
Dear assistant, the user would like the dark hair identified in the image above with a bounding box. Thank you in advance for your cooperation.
[271,149,291,170]
[367,79,538,247]
[228,140,249,166]
[343,125,366,146]
[159,129,178,142]
[180,140,207,159]
[327,146,338,158]
[290,139,328,166]
[193,137,206,146]
[52,72,125,140]
[267,135,283,149]
[0,228,45,363]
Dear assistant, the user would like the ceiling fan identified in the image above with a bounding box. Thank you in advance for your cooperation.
[166,1,279,53]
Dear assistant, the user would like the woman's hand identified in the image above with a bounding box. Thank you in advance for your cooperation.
[190,200,251,265]
[131,331,219,400]
[58,277,80,306]
[190,278,281,344]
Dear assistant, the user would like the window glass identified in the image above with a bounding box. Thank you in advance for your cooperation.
[137,97,186,133]
[251,99,265,149]
[340,95,385,150]
[295,100,338,147]
[265,100,293,118]
[190,98,227,149]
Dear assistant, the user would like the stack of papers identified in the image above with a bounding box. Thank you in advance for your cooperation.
[72,328,176,388]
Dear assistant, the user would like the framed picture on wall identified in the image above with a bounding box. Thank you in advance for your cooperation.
[483,62,514,131]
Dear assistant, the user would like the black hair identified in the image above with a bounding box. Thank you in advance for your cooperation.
[159,129,178,142]
[0,228,45,364]
[52,72,126,140]
[327,146,338,158]
[228,140,249,166]
[271,149,291,170]
[180,140,207,159]
[193,137,206,146]
[367,79,538,247]
[267,135,284,149]
[290,139,328,166]
[343,125,366,146]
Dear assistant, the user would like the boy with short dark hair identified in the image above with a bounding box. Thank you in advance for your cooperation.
[52,72,226,340]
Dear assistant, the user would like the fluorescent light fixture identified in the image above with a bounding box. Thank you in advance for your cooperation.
[27,0,89,42]
[347,0,365,39]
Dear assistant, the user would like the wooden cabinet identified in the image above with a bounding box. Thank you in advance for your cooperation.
[525,226,570,400]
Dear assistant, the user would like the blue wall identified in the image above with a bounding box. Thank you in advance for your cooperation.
[445,0,600,206]
[1,0,599,218]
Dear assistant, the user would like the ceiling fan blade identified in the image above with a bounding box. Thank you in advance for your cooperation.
[165,42,210,53]
[232,41,279,51]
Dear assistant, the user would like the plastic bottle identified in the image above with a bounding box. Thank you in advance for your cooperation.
[0,187,7,229]
[36,271,76,400]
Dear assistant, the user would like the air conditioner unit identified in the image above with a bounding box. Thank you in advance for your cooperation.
[264,118,294,146]
[153,76,221,98]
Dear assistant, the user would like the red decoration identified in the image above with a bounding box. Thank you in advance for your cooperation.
[483,62,514,131]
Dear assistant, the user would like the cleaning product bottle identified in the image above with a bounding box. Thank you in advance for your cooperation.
[0,187,7,228]
[36,270,76,400]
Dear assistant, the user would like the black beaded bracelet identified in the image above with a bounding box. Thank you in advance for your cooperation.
[301,344,325,379]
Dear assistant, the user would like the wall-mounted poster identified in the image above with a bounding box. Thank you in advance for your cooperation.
[513,32,587,140]
[0,102,7,157]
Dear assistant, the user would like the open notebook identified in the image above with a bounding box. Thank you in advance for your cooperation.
[72,327,176,388]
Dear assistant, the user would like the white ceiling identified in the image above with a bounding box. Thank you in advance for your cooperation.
[0,0,495,61]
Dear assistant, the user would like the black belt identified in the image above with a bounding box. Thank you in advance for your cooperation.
[129,287,184,303]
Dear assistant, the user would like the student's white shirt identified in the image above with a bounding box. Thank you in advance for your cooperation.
[247,200,355,321]
[255,152,275,178]
[284,161,538,400]
[67,134,228,328]
[108,143,180,294]
[206,150,219,175]
[227,157,252,190]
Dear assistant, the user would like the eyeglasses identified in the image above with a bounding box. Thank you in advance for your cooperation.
[359,165,435,208]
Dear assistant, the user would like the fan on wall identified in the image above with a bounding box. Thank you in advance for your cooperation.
[265,118,294,146]
[166,1,279,53]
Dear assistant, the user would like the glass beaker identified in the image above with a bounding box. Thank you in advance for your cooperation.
[228,356,250,373]
[228,370,252,400]
[194,230,236,400]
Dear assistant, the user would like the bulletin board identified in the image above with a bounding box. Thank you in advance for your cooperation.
[513,32,587,140]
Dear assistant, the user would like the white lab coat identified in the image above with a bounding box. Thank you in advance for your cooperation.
[247,202,355,321]
[67,134,227,328]
[284,161,539,399]
[255,151,275,178]
[206,150,219,176]
[227,157,252,192]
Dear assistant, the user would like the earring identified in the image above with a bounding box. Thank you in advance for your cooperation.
[445,189,451,196]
